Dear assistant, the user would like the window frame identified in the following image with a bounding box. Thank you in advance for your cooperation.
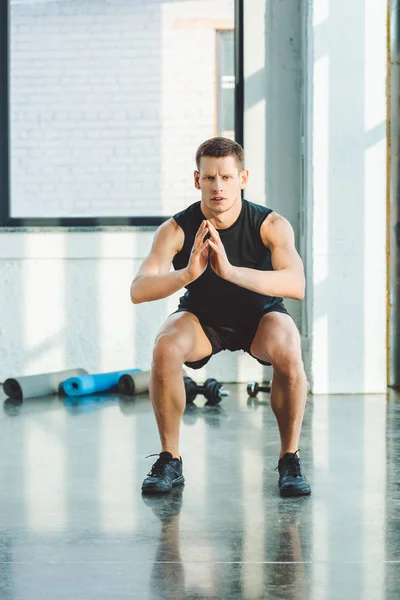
[0,1,244,228]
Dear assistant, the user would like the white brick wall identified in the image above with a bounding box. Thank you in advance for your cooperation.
[10,0,234,218]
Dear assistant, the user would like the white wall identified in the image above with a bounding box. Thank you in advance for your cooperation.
[308,0,387,393]
[0,230,264,384]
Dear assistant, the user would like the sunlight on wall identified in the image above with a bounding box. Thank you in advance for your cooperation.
[364,0,386,132]
[236,353,264,386]
[312,50,329,389]
[22,235,66,374]
[313,54,329,275]
[313,0,329,27]
[313,314,328,394]
[310,0,387,393]
[363,0,387,392]
[312,395,329,472]
[98,234,137,372]
[364,139,387,392]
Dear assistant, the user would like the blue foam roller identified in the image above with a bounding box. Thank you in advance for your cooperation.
[62,369,141,397]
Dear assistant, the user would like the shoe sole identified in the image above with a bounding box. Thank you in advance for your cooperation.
[279,487,311,498]
[141,475,185,495]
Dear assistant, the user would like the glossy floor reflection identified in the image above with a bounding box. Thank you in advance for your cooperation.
[0,385,398,599]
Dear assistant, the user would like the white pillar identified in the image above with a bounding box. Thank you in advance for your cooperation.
[307,0,387,393]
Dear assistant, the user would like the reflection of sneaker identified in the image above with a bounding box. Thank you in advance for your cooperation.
[278,451,311,497]
[277,496,308,527]
[141,452,185,494]
[142,485,183,522]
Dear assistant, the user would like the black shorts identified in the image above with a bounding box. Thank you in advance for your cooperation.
[173,302,291,370]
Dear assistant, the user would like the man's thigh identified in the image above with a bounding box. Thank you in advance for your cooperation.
[249,312,301,364]
[156,311,213,363]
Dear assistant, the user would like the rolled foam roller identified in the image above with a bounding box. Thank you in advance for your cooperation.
[118,371,151,396]
[62,369,141,397]
[118,369,187,396]
[3,368,89,400]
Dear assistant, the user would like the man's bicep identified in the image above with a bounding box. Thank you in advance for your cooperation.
[270,243,304,272]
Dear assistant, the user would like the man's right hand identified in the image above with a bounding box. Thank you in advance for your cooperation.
[185,221,210,281]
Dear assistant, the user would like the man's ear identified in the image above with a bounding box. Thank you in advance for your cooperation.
[240,169,249,189]
[194,170,201,190]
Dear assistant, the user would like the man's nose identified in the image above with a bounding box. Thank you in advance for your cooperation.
[213,177,223,191]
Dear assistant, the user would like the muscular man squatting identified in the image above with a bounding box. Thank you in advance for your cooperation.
[130,137,311,498]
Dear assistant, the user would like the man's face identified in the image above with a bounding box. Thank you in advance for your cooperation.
[194,155,248,215]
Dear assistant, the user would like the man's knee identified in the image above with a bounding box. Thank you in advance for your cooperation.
[269,342,304,380]
[152,333,188,375]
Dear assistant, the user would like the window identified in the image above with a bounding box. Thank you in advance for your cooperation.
[217,30,235,140]
[1,1,242,226]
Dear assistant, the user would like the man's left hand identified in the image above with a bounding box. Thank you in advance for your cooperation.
[206,221,234,280]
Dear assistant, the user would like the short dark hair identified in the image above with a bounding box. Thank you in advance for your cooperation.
[195,137,245,171]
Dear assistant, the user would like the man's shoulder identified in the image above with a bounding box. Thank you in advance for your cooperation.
[260,211,294,248]
[243,200,275,234]
[173,201,201,221]
[244,198,274,214]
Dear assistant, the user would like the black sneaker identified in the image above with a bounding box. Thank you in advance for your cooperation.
[277,451,311,497]
[141,452,185,494]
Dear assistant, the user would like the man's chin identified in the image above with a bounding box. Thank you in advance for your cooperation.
[207,200,228,212]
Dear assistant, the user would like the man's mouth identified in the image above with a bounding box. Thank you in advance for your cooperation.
[211,196,226,201]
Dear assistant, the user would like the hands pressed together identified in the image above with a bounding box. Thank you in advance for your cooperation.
[186,220,234,282]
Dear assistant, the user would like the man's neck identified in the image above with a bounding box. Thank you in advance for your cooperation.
[200,197,243,230]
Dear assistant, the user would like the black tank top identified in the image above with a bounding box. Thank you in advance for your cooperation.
[172,199,283,326]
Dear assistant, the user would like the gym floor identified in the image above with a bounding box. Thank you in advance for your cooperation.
[0,385,398,599]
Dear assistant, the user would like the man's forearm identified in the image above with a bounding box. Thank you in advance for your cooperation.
[130,269,192,304]
[227,266,305,300]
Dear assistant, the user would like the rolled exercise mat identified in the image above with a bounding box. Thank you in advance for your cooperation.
[62,369,141,397]
[118,370,151,396]
[3,368,89,401]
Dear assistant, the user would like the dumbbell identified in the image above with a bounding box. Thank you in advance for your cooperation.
[247,380,271,397]
[184,376,229,406]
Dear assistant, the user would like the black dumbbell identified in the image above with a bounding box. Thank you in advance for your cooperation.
[247,381,271,397]
[184,376,229,406]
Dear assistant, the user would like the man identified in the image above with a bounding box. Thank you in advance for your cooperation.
[130,137,311,498]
